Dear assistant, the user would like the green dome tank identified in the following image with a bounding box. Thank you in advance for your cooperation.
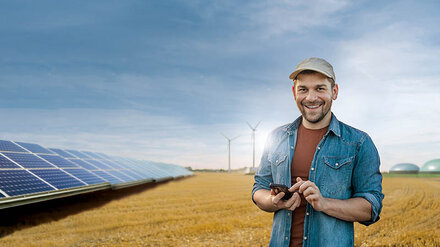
[389,163,419,174]
[420,159,440,173]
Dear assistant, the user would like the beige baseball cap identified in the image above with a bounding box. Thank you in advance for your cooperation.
[289,57,335,81]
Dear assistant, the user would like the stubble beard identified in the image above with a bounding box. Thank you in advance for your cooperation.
[300,100,332,124]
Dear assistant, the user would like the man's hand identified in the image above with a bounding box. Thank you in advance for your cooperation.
[270,188,301,211]
[291,177,327,211]
[253,187,301,212]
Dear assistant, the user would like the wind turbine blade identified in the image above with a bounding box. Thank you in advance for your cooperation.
[246,121,253,129]
[231,135,241,141]
[221,133,230,140]
[255,120,262,129]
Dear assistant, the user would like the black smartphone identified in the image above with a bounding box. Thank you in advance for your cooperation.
[269,183,293,200]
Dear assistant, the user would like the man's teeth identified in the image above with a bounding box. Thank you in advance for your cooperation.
[306,105,320,109]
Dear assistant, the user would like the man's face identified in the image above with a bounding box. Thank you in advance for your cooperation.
[293,72,338,127]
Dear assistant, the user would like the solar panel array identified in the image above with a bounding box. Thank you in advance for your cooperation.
[0,140,193,208]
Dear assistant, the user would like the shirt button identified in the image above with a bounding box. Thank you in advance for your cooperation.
[291,146,294,149]
[311,167,315,171]
[306,212,310,216]
[317,146,320,150]
[304,236,307,240]
[286,237,289,240]
[335,162,339,166]
[287,212,291,216]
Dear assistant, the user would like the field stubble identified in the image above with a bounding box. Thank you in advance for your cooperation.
[0,173,439,246]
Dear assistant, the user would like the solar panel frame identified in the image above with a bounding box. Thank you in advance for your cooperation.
[49,148,76,158]
[83,159,112,170]
[67,159,99,170]
[0,140,28,153]
[30,169,86,190]
[2,153,56,169]
[65,150,90,159]
[80,151,103,159]
[15,142,54,154]
[92,171,124,184]
[0,170,55,196]
[0,154,22,169]
[63,168,107,185]
[38,154,80,168]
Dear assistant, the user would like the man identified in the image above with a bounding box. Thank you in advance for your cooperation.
[252,57,384,247]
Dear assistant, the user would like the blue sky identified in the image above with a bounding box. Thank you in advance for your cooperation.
[1,0,440,171]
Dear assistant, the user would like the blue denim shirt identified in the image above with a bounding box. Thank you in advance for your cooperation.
[252,114,384,247]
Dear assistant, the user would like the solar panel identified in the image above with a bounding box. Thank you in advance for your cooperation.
[106,170,134,182]
[0,139,193,210]
[63,168,107,185]
[0,170,55,196]
[38,154,79,168]
[65,150,90,159]
[93,171,123,184]
[68,159,98,170]
[0,154,21,168]
[80,151,102,159]
[49,148,76,158]
[0,140,28,153]
[120,169,145,180]
[84,159,112,170]
[2,153,56,169]
[15,142,54,154]
[31,169,86,189]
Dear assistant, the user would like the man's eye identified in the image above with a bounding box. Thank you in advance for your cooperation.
[318,87,325,91]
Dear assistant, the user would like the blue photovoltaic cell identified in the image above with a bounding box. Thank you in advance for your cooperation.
[0,140,28,153]
[31,169,85,189]
[15,142,54,154]
[0,154,21,168]
[63,168,107,185]
[106,170,133,182]
[92,171,123,184]
[0,170,55,196]
[39,154,78,168]
[65,150,90,159]
[101,159,124,169]
[85,160,112,170]
[121,169,145,180]
[68,159,97,170]
[3,153,55,168]
[49,148,76,158]
[81,151,102,159]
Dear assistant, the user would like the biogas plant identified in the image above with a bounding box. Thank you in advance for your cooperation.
[389,159,440,174]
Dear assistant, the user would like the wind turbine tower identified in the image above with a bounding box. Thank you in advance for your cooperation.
[247,121,261,168]
[221,133,240,172]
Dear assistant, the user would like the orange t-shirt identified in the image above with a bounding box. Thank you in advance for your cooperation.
[290,123,328,247]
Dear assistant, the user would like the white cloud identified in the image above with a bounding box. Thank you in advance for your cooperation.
[334,20,440,171]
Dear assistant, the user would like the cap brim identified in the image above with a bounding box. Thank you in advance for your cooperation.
[289,68,333,80]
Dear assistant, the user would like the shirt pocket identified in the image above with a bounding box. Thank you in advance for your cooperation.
[320,156,354,198]
[268,152,288,183]
[268,152,288,167]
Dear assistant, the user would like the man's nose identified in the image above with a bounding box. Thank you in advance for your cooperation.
[305,90,318,101]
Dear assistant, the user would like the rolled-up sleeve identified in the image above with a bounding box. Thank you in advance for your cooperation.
[252,133,274,204]
[352,134,384,226]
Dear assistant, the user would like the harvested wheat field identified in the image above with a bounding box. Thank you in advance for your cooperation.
[0,173,439,246]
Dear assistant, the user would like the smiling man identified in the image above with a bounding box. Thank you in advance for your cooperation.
[252,57,384,247]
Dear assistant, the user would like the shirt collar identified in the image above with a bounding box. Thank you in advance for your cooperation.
[283,113,341,137]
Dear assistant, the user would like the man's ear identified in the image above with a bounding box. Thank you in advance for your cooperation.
[292,84,297,100]
[332,84,339,100]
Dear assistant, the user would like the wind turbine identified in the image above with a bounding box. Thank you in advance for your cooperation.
[247,121,261,168]
[221,133,240,172]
